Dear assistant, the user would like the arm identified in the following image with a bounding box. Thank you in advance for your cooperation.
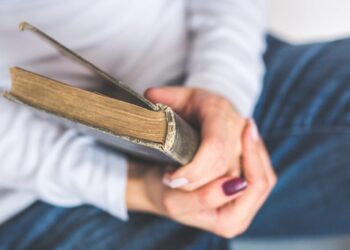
[0,98,128,220]
[145,0,267,191]
[186,0,266,116]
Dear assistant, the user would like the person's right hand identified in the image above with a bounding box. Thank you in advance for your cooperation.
[126,120,277,238]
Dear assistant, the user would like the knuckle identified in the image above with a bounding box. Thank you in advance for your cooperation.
[215,217,252,238]
[214,97,232,109]
[214,220,237,238]
[207,135,225,153]
[266,171,278,193]
[200,98,216,114]
[254,179,269,193]
[271,173,278,187]
[237,222,250,236]
[216,228,237,239]
[203,96,232,114]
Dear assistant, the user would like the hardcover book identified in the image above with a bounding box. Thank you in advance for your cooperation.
[2,22,199,165]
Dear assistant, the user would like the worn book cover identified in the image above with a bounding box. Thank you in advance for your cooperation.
[2,22,199,165]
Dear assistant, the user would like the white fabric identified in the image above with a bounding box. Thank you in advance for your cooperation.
[0,0,266,225]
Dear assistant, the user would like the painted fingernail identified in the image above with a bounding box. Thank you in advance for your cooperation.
[249,119,260,141]
[222,178,247,196]
[163,177,189,189]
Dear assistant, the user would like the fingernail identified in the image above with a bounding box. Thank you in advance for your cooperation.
[249,119,260,141]
[162,177,172,186]
[222,178,247,196]
[163,177,189,189]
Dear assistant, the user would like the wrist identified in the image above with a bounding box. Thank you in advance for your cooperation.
[126,160,158,214]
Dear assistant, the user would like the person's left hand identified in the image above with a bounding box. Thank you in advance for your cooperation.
[145,87,246,191]
[127,120,277,238]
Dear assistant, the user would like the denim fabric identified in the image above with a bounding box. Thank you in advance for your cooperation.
[247,36,350,237]
[0,36,350,249]
[0,204,227,250]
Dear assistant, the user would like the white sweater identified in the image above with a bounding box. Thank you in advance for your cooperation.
[0,0,266,224]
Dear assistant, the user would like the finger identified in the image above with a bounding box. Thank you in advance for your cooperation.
[242,119,273,207]
[256,137,277,186]
[163,176,247,216]
[177,121,274,239]
[246,118,277,187]
[163,109,241,191]
[241,119,268,184]
[214,120,271,236]
[144,87,196,120]
[147,87,243,191]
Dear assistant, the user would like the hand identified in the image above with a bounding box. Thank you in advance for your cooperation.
[145,87,246,191]
[126,120,277,238]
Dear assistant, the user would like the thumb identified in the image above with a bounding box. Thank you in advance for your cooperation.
[144,87,194,114]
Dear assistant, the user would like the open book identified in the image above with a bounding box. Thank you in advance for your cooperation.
[2,22,199,165]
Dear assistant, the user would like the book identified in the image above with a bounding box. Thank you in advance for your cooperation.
[2,22,199,165]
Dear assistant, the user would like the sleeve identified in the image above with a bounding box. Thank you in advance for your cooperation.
[185,0,267,117]
[0,97,129,220]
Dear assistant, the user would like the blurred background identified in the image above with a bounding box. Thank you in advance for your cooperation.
[267,0,350,43]
[234,0,350,249]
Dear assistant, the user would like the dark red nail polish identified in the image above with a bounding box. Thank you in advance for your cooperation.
[222,178,247,196]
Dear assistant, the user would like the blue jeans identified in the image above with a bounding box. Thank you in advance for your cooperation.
[1,36,350,249]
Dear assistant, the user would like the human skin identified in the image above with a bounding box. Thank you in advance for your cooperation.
[126,119,277,238]
[145,87,247,191]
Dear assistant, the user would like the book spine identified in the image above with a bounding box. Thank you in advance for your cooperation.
[161,105,200,165]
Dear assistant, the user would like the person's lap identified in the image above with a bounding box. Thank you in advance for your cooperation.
[0,203,227,250]
[1,36,350,249]
[248,36,350,237]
